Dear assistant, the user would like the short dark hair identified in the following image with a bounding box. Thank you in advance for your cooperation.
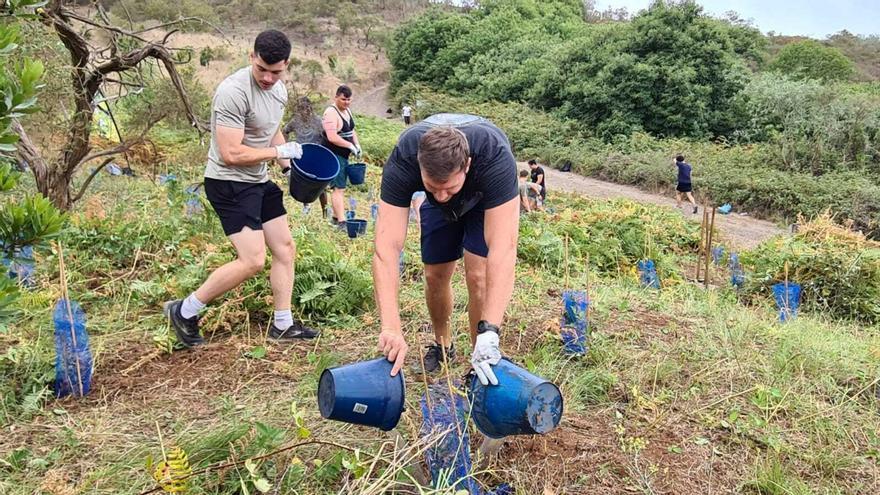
[519,170,529,177]
[336,85,352,98]
[418,127,469,180]
[528,159,537,165]
[676,155,685,162]
[254,30,291,65]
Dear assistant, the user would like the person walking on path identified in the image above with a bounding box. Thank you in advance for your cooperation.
[674,155,698,214]
[402,104,413,125]
[164,30,319,347]
[322,85,362,228]
[282,96,328,215]
[529,159,546,206]
[372,113,519,386]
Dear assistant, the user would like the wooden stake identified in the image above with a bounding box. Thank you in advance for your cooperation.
[57,243,85,397]
[704,205,716,289]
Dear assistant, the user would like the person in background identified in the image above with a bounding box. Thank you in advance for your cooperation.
[528,159,546,205]
[322,85,362,229]
[164,30,319,347]
[402,104,413,125]
[282,96,327,215]
[518,170,541,213]
[674,155,698,214]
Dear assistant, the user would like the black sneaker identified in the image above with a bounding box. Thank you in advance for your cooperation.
[693,206,699,214]
[269,321,320,341]
[163,299,204,348]
[418,342,455,374]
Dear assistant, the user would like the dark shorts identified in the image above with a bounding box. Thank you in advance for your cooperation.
[420,201,488,264]
[404,116,411,125]
[676,182,693,193]
[330,154,350,189]
[204,178,286,236]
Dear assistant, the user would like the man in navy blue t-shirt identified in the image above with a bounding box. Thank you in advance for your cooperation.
[674,155,698,214]
[373,114,519,387]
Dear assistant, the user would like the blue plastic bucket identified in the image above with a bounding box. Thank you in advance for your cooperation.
[317,357,405,431]
[469,358,563,438]
[345,219,368,238]
[290,144,340,203]
[348,162,367,185]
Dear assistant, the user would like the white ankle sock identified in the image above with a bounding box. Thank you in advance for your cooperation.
[274,309,293,330]
[180,294,205,319]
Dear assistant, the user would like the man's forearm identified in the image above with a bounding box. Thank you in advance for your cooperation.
[481,244,517,326]
[270,131,291,169]
[222,144,278,167]
[373,248,402,333]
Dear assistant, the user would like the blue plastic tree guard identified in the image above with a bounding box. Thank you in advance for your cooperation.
[371,203,379,221]
[561,290,588,356]
[398,251,405,277]
[105,163,122,176]
[158,173,176,185]
[729,253,745,288]
[2,245,35,288]
[53,299,93,398]
[184,184,203,218]
[637,259,660,288]
[772,282,802,322]
[712,246,725,266]
[420,384,480,493]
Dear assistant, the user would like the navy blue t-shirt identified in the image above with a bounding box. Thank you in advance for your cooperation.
[381,114,518,219]
[676,162,692,184]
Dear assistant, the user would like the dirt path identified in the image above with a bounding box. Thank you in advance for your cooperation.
[352,83,392,119]
[534,165,784,249]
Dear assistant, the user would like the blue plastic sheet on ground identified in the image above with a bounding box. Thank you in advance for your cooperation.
[718,203,732,214]
[712,246,725,266]
[772,282,801,322]
[561,290,588,356]
[53,299,93,398]
[637,259,660,288]
[729,253,745,288]
[2,245,35,288]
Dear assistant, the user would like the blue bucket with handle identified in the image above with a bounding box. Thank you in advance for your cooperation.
[290,144,339,203]
[468,358,563,438]
[348,162,367,185]
[317,357,405,431]
[345,219,368,238]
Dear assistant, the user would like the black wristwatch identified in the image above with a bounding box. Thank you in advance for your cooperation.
[281,166,291,175]
[477,320,500,336]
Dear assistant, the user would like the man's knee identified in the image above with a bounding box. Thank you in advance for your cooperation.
[465,266,487,295]
[425,263,454,288]
[239,250,266,276]
[271,238,296,265]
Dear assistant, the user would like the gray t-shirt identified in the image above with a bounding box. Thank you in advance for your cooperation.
[205,67,288,183]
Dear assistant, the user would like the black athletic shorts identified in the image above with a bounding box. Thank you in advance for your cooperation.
[676,182,693,193]
[204,178,287,236]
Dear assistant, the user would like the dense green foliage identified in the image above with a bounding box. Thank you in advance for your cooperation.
[390,0,765,140]
[769,39,856,82]
[743,215,880,323]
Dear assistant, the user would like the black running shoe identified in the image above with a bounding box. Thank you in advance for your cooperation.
[163,299,204,348]
[269,320,320,341]
[418,342,456,374]
[693,205,699,214]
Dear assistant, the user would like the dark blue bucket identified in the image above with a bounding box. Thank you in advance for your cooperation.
[345,219,368,238]
[290,144,340,203]
[317,357,405,431]
[772,282,802,322]
[348,162,367,185]
[469,358,563,438]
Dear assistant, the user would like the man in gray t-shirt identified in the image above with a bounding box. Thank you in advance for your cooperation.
[164,30,319,348]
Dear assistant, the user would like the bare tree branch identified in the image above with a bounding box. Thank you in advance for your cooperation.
[134,17,229,40]
[71,156,116,204]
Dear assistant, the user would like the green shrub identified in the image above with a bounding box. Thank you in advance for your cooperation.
[742,214,880,323]
[354,114,404,164]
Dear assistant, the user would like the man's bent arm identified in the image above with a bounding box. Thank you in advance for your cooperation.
[215,125,279,167]
[372,200,410,334]
[270,130,290,169]
[481,197,520,326]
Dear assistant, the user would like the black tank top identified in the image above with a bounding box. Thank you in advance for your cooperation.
[322,106,356,158]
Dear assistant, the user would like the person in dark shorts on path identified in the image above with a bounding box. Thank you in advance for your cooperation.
[322,85,362,229]
[373,114,520,386]
[163,30,319,347]
[528,159,546,205]
[674,155,698,214]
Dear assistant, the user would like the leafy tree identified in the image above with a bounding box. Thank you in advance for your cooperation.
[769,40,856,83]
[0,2,67,319]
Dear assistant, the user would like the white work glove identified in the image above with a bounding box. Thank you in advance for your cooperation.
[471,330,502,386]
[350,143,362,158]
[275,141,303,160]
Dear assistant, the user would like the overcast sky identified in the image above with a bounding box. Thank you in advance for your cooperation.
[593,0,880,38]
